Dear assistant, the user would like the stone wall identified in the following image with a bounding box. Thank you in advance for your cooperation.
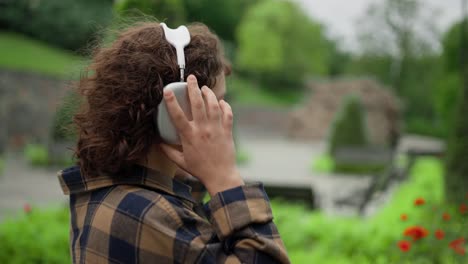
[0,70,70,149]
[288,79,402,146]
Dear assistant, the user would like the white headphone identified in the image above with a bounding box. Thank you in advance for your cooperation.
[155,23,192,145]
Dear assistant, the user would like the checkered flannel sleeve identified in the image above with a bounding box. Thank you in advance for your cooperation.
[142,183,291,263]
[200,183,291,263]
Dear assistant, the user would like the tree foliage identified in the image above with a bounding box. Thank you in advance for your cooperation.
[354,0,442,135]
[183,0,257,42]
[445,11,468,204]
[0,0,114,51]
[236,0,329,90]
[115,0,187,26]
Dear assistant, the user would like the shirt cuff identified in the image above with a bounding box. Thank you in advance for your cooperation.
[204,183,273,240]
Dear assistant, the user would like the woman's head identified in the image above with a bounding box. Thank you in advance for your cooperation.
[74,22,230,177]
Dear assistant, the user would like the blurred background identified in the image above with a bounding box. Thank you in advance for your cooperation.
[0,0,467,263]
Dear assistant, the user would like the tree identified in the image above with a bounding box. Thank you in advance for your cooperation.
[115,0,187,26]
[435,21,467,135]
[182,0,258,42]
[236,0,329,90]
[354,0,442,124]
[445,0,468,204]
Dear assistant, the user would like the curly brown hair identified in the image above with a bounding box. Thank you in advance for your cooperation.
[74,22,230,178]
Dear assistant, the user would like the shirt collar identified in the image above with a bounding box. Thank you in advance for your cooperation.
[57,164,195,204]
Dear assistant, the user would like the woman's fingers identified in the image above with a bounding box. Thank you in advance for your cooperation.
[201,86,221,121]
[219,100,234,131]
[187,75,207,122]
[163,89,191,136]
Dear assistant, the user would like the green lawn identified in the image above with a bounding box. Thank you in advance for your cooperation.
[0,32,84,78]
[0,32,302,107]
[227,75,303,107]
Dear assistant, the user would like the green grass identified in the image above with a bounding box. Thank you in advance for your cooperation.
[0,32,85,78]
[310,153,386,175]
[311,154,335,173]
[227,75,303,107]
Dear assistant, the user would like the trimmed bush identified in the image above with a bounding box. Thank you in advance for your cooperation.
[328,95,368,155]
[0,0,114,51]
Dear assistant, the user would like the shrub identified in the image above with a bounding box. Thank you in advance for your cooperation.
[311,154,335,173]
[24,144,49,166]
[0,206,70,264]
[0,0,114,51]
[328,95,368,155]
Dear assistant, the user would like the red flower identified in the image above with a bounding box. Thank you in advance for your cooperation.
[460,204,467,214]
[23,203,32,214]
[453,247,466,256]
[449,238,466,256]
[398,240,411,252]
[435,229,445,240]
[414,197,425,206]
[403,226,429,241]
[442,212,451,221]
[400,214,408,221]
[449,237,465,248]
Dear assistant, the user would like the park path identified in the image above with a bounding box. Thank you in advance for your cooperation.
[0,134,442,220]
[0,153,66,220]
[238,136,373,215]
[0,137,371,221]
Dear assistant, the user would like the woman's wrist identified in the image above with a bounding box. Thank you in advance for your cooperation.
[205,170,244,197]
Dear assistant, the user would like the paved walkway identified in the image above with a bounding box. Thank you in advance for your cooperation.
[0,153,66,220]
[0,134,444,220]
[238,137,373,215]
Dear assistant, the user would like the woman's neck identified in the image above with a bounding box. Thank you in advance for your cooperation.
[138,144,177,177]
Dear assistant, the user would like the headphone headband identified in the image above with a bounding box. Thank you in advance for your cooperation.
[161,23,191,82]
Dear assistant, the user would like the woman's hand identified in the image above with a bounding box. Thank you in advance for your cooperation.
[160,75,244,196]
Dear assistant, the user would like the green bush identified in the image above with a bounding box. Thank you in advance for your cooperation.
[0,206,70,264]
[24,144,49,166]
[311,154,335,173]
[51,91,80,142]
[328,95,368,155]
[0,0,113,51]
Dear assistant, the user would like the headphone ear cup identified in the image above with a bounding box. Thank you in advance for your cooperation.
[156,82,189,145]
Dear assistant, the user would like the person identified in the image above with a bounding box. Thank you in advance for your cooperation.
[57,21,290,264]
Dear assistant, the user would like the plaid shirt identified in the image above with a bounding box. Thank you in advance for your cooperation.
[58,165,290,264]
